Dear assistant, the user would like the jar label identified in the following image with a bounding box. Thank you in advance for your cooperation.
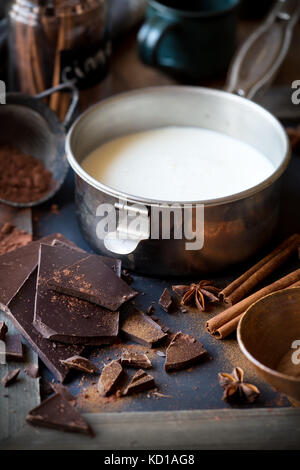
[60,35,111,90]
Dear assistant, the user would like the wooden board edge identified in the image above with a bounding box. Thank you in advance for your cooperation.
[1,407,300,450]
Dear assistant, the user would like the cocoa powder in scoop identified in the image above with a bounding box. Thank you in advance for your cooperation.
[0,145,53,203]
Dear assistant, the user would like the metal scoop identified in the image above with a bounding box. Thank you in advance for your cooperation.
[0,82,79,207]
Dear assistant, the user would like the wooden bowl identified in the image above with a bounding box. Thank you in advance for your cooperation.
[237,288,300,404]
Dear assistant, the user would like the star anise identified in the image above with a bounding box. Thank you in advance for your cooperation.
[218,367,260,404]
[172,280,220,311]
[286,125,300,151]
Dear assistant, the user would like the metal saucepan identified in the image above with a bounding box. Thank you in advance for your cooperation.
[0,83,79,207]
[66,0,299,276]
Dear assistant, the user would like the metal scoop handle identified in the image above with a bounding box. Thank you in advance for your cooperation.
[35,82,79,129]
[225,0,300,100]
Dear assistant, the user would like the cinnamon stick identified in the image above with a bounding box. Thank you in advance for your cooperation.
[219,234,300,306]
[207,267,300,339]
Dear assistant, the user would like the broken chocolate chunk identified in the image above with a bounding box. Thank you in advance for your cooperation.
[24,364,40,379]
[26,393,93,436]
[60,356,98,374]
[48,253,137,311]
[123,369,155,396]
[121,269,133,285]
[2,368,21,387]
[120,304,167,348]
[98,360,124,397]
[50,383,76,404]
[159,288,172,312]
[5,334,24,362]
[7,270,84,382]
[121,350,152,369]
[33,244,119,345]
[0,321,8,341]
[164,332,208,372]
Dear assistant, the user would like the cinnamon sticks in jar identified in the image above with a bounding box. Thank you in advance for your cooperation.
[8,0,110,121]
[207,234,300,339]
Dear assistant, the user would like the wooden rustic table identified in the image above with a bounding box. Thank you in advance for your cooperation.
[1,18,300,450]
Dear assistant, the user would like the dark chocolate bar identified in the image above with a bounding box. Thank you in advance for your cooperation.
[33,244,119,345]
[7,270,84,382]
[47,253,137,311]
[0,233,74,308]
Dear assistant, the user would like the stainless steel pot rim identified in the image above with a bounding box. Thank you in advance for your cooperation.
[237,288,300,384]
[66,85,291,208]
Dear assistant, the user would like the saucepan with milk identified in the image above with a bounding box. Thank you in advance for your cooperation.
[66,0,299,275]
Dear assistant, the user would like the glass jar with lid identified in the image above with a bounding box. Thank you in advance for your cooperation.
[8,0,110,118]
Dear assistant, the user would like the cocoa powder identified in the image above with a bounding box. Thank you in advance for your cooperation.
[0,145,53,203]
[0,222,32,255]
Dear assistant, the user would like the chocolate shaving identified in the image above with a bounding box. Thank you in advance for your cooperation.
[121,350,152,369]
[98,360,124,397]
[159,288,172,312]
[123,369,155,396]
[2,368,21,387]
[60,356,98,374]
[0,321,8,341]
[218,367,260,404]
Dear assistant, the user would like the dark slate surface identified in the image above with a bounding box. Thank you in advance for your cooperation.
[34,146,300,413]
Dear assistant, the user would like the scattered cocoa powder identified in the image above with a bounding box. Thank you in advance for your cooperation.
[0,222,32,255]
[51,204,59,214]
[0,145,53,203]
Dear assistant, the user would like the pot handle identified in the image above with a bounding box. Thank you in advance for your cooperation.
[104,202,150,255]
[225,0,300,100]
[35,82,79,129]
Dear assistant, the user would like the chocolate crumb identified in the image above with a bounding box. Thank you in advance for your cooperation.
[24,364,40,379]
[2,368,21,387]
[0,321,8,341]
